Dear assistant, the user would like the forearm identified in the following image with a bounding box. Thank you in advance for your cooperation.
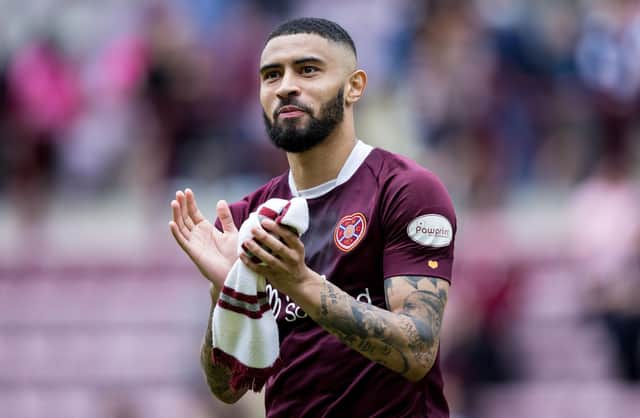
[200,285,247,403]
[289,273,442,382]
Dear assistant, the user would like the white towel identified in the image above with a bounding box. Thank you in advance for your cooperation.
[211,197,309,391]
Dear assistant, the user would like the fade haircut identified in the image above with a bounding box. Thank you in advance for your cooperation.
[265,17,357,58]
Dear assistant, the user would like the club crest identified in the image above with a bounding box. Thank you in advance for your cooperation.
[334,212,367,252]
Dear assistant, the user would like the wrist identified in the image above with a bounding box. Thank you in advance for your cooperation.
[209,283,221,302]
[285,268,325,310]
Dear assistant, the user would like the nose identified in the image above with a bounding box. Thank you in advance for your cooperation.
[275,71,301,100]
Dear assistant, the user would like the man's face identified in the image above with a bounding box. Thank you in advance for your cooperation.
[259,34,354,153]
[262,87,344,153]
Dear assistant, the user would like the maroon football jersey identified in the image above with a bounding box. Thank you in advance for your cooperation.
[220,144,456,417]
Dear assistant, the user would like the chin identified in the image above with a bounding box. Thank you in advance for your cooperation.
[279,120,310,132]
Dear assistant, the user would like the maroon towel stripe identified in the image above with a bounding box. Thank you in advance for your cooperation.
[217,300,272,319]
[221,286,267,303]
[258,206,279,220]
[275,201,292,224]
[211,348,281,392]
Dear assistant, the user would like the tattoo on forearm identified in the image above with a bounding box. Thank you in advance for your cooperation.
[315,276,447,380]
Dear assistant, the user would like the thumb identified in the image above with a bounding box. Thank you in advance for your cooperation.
[216,200,237,233]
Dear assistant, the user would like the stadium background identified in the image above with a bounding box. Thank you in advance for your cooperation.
[1,0,639,417]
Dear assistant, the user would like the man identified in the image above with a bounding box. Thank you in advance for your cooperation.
[169,17,456,417]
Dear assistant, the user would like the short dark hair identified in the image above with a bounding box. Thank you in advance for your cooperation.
[265,17,357,58]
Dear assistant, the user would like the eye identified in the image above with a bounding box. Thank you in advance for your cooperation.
[263,70,281,81]
[301,65,319,75]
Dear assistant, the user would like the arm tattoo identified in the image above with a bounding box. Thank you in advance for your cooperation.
[314,276,448,381]
[200,290,247,403]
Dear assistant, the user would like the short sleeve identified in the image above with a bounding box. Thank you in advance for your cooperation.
[381,170,457,282]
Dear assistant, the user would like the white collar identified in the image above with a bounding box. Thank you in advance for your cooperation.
[288,140,373,199]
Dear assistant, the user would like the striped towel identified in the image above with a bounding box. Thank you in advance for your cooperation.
[211,197,309,391]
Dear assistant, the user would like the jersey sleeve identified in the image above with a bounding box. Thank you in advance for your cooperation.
[381,170,457,282]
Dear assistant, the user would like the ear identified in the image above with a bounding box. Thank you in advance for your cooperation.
[344,69,367,106]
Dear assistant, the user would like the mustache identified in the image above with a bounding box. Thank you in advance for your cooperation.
[273,99,313,118]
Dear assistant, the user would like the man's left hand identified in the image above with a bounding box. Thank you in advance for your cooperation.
[239,218,313,294]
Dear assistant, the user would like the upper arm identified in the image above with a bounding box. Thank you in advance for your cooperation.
[385,275,449,367]
[381,168,457,283]
[385,275,448,316]
[383,275,449,381]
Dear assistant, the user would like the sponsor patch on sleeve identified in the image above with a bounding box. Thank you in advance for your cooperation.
[407,214,453,247]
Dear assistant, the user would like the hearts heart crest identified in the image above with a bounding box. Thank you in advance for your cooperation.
[334,212,367,252]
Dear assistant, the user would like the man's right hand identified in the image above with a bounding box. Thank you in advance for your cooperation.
[169,189,237,288]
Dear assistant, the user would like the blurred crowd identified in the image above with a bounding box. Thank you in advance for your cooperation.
[1,0,639,417]
[1,0,639,219]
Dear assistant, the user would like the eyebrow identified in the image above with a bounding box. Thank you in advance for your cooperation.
[259,56,326,74]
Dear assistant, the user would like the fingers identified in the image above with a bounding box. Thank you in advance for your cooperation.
[176,191,195,230]
[239,252,271,276]
[169,220,190,252]
[251,226,290,260]
[216,200,237,233]
[261,218,303,252]
[240,240,287,273]
[171,199,191,238]
[185,189,205,224]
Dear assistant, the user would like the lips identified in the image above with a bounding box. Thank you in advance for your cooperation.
[277,105,307,119]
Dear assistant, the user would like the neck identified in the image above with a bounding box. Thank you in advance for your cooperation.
[286,121,356,190]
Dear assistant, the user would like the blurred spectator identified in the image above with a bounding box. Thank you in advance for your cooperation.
[8,35,80,142]
[568,137,640,382]
[4,35,81,242]
[576,0,640,107]
[441,136,525,417]
[58,31,148,193]
[0,55,10,190]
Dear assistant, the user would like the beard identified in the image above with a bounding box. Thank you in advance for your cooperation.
[263,87,344,153]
